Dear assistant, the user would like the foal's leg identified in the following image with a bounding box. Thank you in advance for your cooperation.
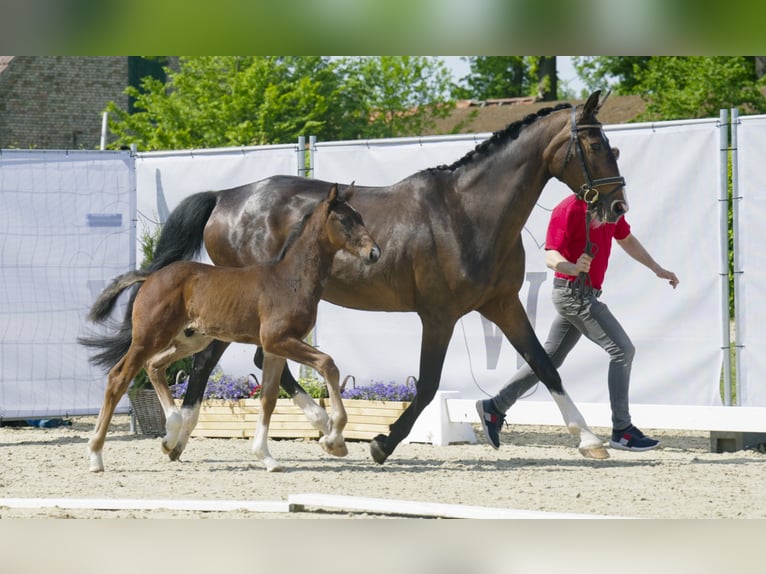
[253,346,330,436]
[145,359,184,456]
[88,355,143,472]
[263,338,347,457]
[251,353,284,472]
[480,297,609,460]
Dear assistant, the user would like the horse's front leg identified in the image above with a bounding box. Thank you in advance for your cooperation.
[480,297,609,460]
[252,354,285,472]
[370,316,455,464]
[253,346,330,436]
[165,340,230,461]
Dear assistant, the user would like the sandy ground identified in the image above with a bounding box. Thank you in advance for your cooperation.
[0,414,764,519]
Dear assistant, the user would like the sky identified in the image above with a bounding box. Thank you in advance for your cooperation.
[441,56,586,95]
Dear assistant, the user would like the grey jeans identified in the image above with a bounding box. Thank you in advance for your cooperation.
[492,285,636,430]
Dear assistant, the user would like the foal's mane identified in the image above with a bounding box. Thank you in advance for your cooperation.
[428,102,572,173]
[271,208,316,264]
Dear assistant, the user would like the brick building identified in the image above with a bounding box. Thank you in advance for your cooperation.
[0,56,164,150]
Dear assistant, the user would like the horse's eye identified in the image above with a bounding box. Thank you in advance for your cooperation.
[590,142,602,152]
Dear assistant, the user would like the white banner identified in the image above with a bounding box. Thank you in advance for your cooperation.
[134,145,299,376]
[736,115,766,406]
[314,120,724,407]
[0,150,134,419]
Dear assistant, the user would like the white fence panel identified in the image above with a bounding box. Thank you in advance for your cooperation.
[0,150,134,419]
[735,115,766,406]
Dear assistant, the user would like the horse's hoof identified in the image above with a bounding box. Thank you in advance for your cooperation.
[370,435,390,465]
[579,444,610,460]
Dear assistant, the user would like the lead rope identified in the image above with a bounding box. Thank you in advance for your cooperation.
[570,209,594,307]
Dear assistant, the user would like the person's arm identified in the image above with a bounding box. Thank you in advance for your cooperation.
[616,233,679,288]
[545,249,592,277]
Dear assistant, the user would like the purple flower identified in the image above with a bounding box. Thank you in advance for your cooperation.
[171,372,259,401]
[340,379,416,401]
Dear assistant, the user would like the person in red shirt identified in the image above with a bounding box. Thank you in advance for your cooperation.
[477,194,679,452]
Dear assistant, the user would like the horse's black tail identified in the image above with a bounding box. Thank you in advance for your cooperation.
[78,270,150,371]
[148,190,219,272]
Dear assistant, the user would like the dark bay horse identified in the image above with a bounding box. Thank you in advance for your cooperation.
[80,183,380,472]
[122,90,628,464]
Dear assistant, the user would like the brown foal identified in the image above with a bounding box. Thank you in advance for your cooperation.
[82,183,380,472]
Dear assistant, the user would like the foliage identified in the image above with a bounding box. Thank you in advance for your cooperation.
[341,378,417,402]
[106,56,455,150]
[453,56,567,101]
[453,56,531,100]
[572,56,766,121]
[338,56,454,139]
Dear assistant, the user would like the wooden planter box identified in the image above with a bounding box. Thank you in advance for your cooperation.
[326,398,410,441]
[175,397,410,441]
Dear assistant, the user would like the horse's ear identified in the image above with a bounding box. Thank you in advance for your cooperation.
[341,181,356,203]
[581,90,602,118]
[328,183,339,205]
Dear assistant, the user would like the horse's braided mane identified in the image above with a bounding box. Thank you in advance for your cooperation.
[428,102,573,173]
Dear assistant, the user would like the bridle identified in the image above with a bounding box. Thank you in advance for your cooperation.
[564,107,626,213]
[560,107,627,303]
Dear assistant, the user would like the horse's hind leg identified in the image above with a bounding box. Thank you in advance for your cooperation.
[88,356,141,472]
[251,354,285,471]
[254,346,330,436]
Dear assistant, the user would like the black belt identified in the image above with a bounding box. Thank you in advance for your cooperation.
[553,277,602,298]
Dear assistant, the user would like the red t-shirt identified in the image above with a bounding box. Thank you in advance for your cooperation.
[546,195,630,290]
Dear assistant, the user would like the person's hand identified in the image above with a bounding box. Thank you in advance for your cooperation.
[574,253,593,274]
[657,268,679,289]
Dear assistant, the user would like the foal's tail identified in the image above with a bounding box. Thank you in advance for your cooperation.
[86,270,149,324]
[78,270,150,371]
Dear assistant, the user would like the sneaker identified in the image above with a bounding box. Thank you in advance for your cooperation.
[476,399,505,449]
[609,425,659,452]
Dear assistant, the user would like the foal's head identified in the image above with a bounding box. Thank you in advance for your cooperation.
[323,182,381,265]
[549,90,629,223]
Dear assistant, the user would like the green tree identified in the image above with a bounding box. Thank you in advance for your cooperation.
[454,56,565,101]
[337,56,454,139]
[573,56,766,120]
[106,56,454,150]
[454,56,529,100]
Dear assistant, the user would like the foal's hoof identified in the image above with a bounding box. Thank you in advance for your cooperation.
[370,435,390,465]
[578,444,610,460]
[319,436,348,457]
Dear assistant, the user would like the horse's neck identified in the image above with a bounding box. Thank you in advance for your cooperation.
[464,124,557,223]
[447,116,565,257]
